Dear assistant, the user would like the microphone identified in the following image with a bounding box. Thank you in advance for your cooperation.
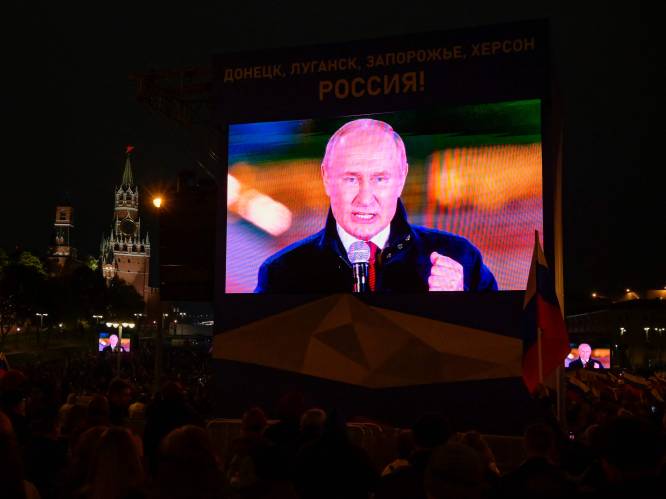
[348,241,371,293]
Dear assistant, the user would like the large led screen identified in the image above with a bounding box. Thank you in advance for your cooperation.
[225,99,543,294]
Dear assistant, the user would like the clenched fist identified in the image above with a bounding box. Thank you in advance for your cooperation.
[428,252,464,291]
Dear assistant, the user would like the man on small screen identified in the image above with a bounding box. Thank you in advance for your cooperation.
[255,118,497,293]
[103,334,126,353]
[569,343,604,370]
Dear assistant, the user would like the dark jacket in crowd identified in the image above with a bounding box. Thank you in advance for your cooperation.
[375,448,431,499]
[293,415,378,499]
[498,456,575,499]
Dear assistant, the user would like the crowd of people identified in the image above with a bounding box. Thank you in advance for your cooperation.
[566,368,666,437]
[1,349,665,499]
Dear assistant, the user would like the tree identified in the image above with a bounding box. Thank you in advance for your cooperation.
[0,294,15,340]
[17,251,47,277]
[48,265,107,325]
[86,256,99,272]
[0,250,9,337]
[0,250,48,339]
[106,277,144,319]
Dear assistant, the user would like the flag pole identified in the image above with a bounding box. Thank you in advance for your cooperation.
[537,327,543,384]
[535,230,541,384]
[556,365,563,425]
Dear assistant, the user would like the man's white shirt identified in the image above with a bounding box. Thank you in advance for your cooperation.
[336,223,390,255]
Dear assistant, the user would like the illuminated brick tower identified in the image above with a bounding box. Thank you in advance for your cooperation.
[47,201,77,274]
[100,148,151,299]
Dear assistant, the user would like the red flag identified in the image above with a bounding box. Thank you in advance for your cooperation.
[126,145,135,154]
[522,231,570,394]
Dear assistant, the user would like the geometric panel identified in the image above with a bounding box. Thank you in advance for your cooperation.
[213,293,522,388]
[313,325,369,368]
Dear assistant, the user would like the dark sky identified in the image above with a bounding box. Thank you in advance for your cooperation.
[5,2,661,309]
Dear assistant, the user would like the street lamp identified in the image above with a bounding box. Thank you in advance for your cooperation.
[35,312,48,330]
[153,195,165,395]
[178,312,187,336]
[133,313,145,331]
[92,314,104,325]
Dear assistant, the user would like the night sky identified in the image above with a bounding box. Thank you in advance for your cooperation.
[5,2,660,310]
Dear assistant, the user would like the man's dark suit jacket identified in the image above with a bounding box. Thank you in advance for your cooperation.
[498,456,575,499]
[255,200,497,293]
[568,358,605,370]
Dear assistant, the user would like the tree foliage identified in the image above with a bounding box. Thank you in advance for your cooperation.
[1,251,47,338]
[0,248,145,339]
[106,276,144,319]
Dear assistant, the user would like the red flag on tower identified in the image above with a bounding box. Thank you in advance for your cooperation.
[522,231,570,394]
[126,145,135,154]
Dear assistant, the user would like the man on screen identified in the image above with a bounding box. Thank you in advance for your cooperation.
[103,334,126,353]
[255,118,497,293]
[569,343,604,370]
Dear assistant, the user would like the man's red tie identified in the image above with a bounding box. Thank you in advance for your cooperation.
[368,241,379,292]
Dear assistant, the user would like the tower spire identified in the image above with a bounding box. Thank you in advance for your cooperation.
[122,147,134,187]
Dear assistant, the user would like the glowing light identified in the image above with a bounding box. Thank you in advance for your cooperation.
[227,175,241,206]
[226,173,292,235]
[591,292,597,298]
[152,197,163,208]
[237,189,292,236]
[625,288,631,293]
[427,144,542,211]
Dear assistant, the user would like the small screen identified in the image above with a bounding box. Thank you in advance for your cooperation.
[565,342,611,370]
[98,331,131,353]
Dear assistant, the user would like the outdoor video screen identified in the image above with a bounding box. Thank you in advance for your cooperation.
[225,100,543,294]
[98,332,131,353]
[565,342,611,370]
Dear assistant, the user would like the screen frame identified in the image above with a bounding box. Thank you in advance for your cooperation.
[223,101,547,294]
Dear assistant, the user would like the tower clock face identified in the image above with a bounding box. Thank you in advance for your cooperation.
[120,219,136,235]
